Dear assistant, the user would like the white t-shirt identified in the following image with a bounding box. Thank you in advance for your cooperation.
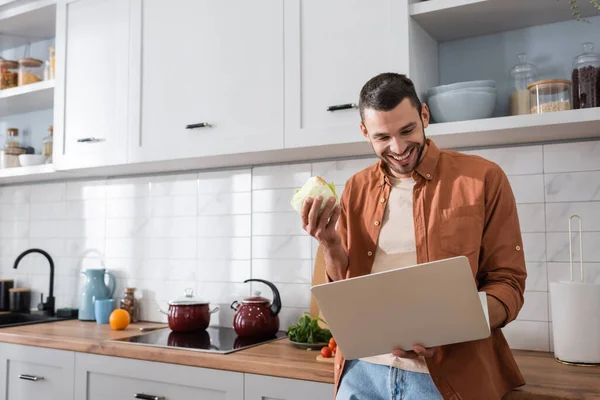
[359,176,429,373]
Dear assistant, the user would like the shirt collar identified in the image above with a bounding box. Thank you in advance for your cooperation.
[377,138,440,185]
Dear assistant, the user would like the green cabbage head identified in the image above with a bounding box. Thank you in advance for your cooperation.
[290,176,339,214]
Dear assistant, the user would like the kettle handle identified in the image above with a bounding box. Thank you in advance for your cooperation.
[105,270,116,298]
[243,279,281,317]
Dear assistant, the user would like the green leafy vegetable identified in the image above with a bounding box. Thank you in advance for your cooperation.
[290,176,339,214]
[287,313,333,344]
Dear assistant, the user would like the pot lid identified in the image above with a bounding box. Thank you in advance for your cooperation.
[168,288,209,306]
[242,290,270,304]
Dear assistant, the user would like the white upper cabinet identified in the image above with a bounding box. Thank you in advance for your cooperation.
[284,0,410,149]
[53,0,132,170]
[129,0,284,163]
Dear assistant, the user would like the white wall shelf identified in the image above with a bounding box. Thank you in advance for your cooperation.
[410,0,600,41]
[0,0,56,51]
[1,108,599,185]
[0,79,55,117]
[428,108,600,148]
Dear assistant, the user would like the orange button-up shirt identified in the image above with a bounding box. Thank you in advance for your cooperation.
[331,139,527,400]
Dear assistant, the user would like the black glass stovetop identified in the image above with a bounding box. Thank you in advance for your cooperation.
[111,327,287,354]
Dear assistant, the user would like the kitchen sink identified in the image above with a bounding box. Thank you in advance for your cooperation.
[0,312,69,328]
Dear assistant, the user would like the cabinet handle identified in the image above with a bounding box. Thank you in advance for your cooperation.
[134,394,165,400]
[185,122,212,129]
[77,137,106,143]
[19,374,44,382]
[327,103,357,112]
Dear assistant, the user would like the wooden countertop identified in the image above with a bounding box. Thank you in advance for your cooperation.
[0,320,599,399]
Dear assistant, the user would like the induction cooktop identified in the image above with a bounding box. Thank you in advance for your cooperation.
[110,327,287,354]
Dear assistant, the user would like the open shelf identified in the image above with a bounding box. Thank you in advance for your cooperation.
[0,0,56,51]
[427,108,600,148]
[0,163,55,179]
[410,0,600,41]
[0,79,55,117]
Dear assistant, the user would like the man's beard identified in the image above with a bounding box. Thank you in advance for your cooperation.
[380,130,426,177]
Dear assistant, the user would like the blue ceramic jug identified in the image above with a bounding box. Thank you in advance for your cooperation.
[78,269,116,321]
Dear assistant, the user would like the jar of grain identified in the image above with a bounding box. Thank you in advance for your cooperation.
[572,42,600,109]
[42,125,53,160]
[18,58,43,86]
[0,59,19,90]
[119,287,139,323]
[49,47,55,80]
[509,53,537,115]
[528,79,571,114]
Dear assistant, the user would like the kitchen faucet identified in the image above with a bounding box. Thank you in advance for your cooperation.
[13,249,55,316]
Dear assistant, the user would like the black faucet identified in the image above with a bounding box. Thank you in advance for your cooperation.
[13,249,55,316]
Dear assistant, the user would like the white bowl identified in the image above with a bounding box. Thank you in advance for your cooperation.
[428,80,496,97]
[428,90,497,123]
[18,154,48,167]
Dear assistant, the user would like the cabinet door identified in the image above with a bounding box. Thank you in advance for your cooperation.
[284,0,410,148]
[0,343,75,400]
[74,353,244,400]
[129,0,284,163]
[245,374,334,400]
[53,0,132,170]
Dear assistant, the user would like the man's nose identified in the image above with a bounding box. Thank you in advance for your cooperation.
[389,137,407,155]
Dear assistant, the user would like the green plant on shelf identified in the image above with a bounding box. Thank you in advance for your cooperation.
[567,0,600,21]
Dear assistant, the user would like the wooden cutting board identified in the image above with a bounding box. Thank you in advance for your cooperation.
[316,354,335,364]
[310,244,328,329]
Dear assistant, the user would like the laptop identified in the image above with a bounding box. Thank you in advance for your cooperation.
[310,256,490,360]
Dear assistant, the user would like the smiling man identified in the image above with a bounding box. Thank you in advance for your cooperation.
[300,73,527,399]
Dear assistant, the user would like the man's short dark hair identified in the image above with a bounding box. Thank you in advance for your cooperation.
[358,73,422,122]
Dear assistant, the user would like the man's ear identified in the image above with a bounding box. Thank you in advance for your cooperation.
[421,103,430,129]
[360,122,370,141]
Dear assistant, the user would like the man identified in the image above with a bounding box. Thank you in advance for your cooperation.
[301,73,527,400]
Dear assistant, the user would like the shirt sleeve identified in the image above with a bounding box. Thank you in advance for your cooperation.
[325,179,351,283]
[477,165,527,327]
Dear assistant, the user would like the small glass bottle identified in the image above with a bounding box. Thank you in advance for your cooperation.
[42,125,53,162]
[120,287,139,323]
[572,42,600,109]
[509,53,537,115]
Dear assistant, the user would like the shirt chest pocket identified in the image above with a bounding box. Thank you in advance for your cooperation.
[437,205,483,256]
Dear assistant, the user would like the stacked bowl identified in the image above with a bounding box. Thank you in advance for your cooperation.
[427,80,497,123]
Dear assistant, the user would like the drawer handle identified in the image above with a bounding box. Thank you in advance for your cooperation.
[327,103,357,112]
[134,394,165,400]
[77,137,106,143]
[185,122,212,129]
[19,374,44,382]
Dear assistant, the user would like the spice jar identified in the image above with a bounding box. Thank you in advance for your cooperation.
[528,79,572,114]
[42,125,53,161]
[572,42,600,109]
[18,58,43,86]
[510,53,537,115]
[120,287,139,323]
[1,128,25,169]
[1,59,19,90]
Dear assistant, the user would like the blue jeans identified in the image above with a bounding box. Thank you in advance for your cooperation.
[337,359,443,400]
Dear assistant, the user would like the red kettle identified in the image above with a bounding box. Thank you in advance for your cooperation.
[230,279,281,338]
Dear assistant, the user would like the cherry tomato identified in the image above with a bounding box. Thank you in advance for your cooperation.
[328,338,337,350]
[320,346,332,358]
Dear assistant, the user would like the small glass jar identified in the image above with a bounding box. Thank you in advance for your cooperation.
[42,125,53,160]
[528,79,572,114]
[0,59,19,90]
[49,47,56,80]
[5,128,21,149]
[120,287,139,323]
[510,53,537,115]
[572,42,600,109]
[18,58,43,86]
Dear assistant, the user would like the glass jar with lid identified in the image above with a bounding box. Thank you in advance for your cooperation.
[1,128,25,169]
[18,58,43,86]
[0,59,19,90]
[510,53,537,115]
[528,79,572,114]
[42,125,53,161]
[119,287,139,323]
[572,42,600,109]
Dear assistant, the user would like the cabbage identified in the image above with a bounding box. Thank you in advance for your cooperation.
[290,176,339,214]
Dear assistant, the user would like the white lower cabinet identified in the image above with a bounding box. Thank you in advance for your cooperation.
[244,373,334,400]
[0,343,75,400]
[74,353,244,400]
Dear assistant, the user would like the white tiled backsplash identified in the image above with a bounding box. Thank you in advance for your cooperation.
[1,139,600,353]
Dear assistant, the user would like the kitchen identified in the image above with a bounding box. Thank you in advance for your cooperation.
[1,0,600,399]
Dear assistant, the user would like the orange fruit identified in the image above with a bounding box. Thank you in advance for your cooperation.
[109,309,131,330]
